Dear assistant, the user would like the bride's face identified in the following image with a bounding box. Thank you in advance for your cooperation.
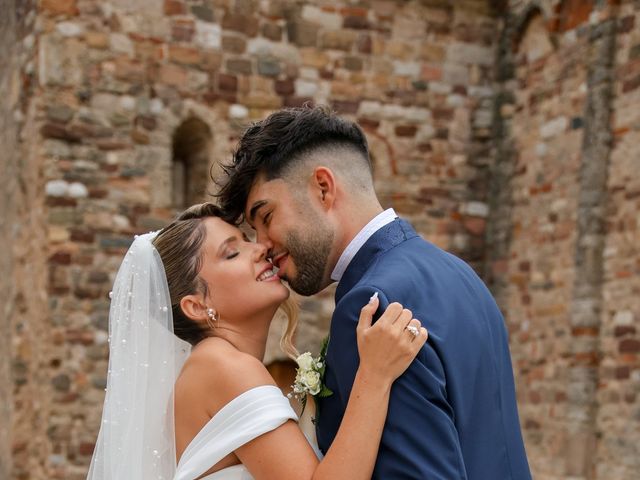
[197,217,290,321]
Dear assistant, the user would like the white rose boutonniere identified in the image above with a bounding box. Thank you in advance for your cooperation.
[289,336,333,417]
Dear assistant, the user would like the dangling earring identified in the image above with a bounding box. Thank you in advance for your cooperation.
[206,307,218,330]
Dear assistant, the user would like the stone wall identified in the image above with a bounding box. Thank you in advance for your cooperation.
[598,1,640,478]
[488,1,639,479]
[1,0,50,478]
[0,3,17,475]
[29,1,500,478]
[3,0,640,479]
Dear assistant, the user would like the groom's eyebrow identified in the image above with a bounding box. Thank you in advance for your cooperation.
[248,200,268,224]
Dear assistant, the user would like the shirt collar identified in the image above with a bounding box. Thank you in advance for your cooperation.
[331,208,398,283]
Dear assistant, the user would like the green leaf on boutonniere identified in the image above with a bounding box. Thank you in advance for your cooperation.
[320,335,330,358]
[317,385,333,398]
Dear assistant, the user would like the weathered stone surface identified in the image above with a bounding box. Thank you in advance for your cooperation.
[3,2,640,480]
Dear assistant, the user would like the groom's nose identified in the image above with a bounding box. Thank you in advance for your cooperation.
[255,231,273,255]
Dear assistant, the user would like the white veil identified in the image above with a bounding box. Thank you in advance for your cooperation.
[87,232,191,479]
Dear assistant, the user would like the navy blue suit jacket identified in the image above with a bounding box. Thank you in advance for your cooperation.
[316,218,531,479]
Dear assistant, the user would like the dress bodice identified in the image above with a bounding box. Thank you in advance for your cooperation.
[173,385,297,480]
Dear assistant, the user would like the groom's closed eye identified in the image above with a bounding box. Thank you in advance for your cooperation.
[248,200,268,226]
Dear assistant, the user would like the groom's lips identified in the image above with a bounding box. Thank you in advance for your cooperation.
[273,253,288,275]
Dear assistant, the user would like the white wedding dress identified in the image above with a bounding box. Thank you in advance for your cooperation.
[174,385,298,480]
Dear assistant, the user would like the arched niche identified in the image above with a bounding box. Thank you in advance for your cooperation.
[513,6,554,63]
[171,117,213,209]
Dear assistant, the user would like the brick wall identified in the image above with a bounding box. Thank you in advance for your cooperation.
[489,1,639,479]
[29,1,500,478]
[1,0,50,478]
[3,0,640,479]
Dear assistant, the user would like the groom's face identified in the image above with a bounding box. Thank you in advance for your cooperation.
[245,176,334,296]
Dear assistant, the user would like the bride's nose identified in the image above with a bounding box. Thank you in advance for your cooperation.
[252,242,268,262]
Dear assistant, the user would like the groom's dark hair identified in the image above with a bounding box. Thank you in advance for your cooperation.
[216,105,372,223]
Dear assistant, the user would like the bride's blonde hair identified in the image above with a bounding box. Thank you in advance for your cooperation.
[154,202,299,357]
[279,297,300,360]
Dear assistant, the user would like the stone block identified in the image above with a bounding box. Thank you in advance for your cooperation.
[372,0,395,19]
[242,93,283,109]
[195,21,221,49]
[302,5,342,30]
[343,15,370,30]
[356,33,372,54]
[257,56,281,77]
[300,48,329,68]
[447,42,494,67]
[419,44,445,62]
[331,99,359,114]
[38,35,83,87]
[394,61,420,77]
[222,13,259,37]
[275,78,295,95]
[164,0,186,16]
[159,64,189,87]
[222,34,247,54]
[443,64,469,86]
[56,21,84,37]
[262,23,282,41]
[41,0,78,16]
[392,15,426,41]
[320,29,356,51]
[421,64,442,81]
[218,73,238,92]
[294,79,318,97]
[47,105,74,124]
[169,45,201,65]
[172,19,195,42]
[395,125,417,137]
[109,33,134,56]
[191,5,215,22]
[287,19,319,47]
[85,31,108,49]
[226,58,253,75]
[540,116,568,139]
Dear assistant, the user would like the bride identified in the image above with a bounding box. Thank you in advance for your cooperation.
[87,202,427,480]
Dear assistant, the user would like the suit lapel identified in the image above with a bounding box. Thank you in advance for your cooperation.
[335,218,418,303]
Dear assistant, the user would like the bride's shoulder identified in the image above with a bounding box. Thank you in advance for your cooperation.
[176,337,276,407]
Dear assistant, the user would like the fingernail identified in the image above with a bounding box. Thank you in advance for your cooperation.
[369,292,379,304]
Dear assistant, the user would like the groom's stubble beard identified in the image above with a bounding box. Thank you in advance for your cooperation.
[284,221,334,297]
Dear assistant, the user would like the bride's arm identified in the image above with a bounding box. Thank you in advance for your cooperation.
[230,296,428,480]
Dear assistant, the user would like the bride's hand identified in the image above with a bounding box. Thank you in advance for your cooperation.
[356,294,428,384]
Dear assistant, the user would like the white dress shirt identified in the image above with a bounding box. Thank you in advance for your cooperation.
[330,208,398,282]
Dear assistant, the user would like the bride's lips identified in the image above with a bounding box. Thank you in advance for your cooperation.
[256,264,280,282]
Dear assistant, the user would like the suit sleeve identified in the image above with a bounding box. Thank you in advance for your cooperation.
[328,286,468,480]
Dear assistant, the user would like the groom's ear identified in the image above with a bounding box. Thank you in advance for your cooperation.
[179,295,208,323]
[310,166,336,211]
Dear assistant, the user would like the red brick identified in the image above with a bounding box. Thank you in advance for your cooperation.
[164,0,185,15]
[49,252,72,265]
[619,339,640,353]
[41,0,78,16]
[218,73,238,92]
[172,19,195,42]
[169,45,201,65]
[222,13,259,36]
[422,65,443,82]
[395,125,417,137]
[614,326,636,337]
[274,78,294,95]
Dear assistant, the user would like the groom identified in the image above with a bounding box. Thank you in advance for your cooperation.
[218,106,531,479]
